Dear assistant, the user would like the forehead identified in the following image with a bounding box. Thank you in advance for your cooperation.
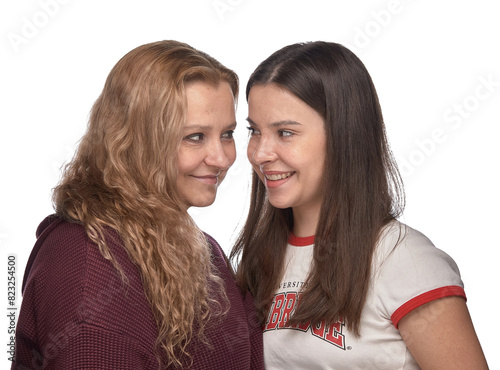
[184,81,235,124]
[247,84,324,127]
[186,81,234,106]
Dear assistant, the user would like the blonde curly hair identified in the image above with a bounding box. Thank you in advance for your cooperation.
[53,40,238,368]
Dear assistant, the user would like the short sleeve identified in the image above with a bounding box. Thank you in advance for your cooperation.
[373,222,466,328]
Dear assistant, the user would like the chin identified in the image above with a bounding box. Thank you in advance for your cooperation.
[190,196,217,208]
[268,198,292,210]
[197,200,216,208]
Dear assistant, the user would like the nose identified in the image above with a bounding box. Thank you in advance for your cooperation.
[248,136,277,166]
[205,139,235,170]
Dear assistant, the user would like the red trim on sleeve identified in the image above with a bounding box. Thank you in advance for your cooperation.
[391,285,466,328]
[288,233,315,247]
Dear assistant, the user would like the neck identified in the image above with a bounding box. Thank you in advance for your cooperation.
[292,205,320,237]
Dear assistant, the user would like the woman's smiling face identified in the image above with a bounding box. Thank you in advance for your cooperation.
[247,83,327,217]
[176,81,236,210]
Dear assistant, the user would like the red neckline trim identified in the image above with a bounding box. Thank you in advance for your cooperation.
[288,233,315,246]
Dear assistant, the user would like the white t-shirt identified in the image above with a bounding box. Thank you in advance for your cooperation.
[263,221,465,369]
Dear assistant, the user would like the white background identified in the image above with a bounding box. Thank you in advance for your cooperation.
[1,0,499,367]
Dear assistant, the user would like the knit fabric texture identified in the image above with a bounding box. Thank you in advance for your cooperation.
[12,215,264,369]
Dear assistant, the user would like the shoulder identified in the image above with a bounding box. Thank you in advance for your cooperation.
[26,216,126,273]
[23,216,123,301]
[376,220,429,252]
[19,216,158,347]
[202,231,230,266]
[372,220,465,322]
[30,215,134,267]
[23,215,146,307]
[23,216,89,289]
[203,231,222,253]
[374,220,459,273]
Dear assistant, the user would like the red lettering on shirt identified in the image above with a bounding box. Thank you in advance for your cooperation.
[311,321,327,338]
[325,320,345,349]
[278,292,297,328]
[265,293,285,330]
[265,292,346,350]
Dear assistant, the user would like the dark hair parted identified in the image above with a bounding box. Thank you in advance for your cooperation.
[231,41,405,335]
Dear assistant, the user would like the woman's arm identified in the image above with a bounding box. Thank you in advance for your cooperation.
[398,296,488,369]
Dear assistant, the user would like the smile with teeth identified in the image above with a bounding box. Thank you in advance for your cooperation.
[265,172,295,181]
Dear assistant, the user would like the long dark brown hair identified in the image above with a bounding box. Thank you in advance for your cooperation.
[231,41,404,335]
[53,40,238,367]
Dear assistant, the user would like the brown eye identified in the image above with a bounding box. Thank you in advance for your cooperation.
[185,133,204,142]
[278,130,294,137]
[246,126,259,136]
[222,130,234,139]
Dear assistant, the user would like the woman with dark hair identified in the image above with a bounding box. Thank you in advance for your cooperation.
[231,41,487,369]
[13,40,263,369]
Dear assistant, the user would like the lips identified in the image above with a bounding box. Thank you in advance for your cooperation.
[265,171,295,181]
[191,174,220,185]
[262,171,295,189]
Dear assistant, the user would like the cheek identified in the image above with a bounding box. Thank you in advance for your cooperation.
[177,148,197,175]
[309,141,327,181]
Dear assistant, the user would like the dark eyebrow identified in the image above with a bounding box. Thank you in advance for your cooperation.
[246,117,301,127]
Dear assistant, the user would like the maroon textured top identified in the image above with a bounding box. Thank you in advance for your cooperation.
[12,215,263,369]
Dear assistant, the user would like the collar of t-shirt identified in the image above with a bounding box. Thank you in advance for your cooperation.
[288,233,315,247]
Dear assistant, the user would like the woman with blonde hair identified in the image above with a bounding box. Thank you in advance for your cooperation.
[13,40,263,369]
